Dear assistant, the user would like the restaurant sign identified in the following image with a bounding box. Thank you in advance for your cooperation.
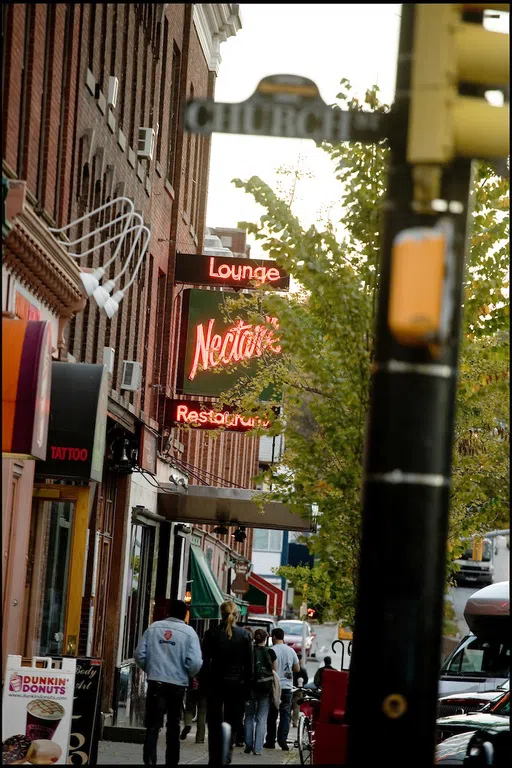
[36,363,108,482]
[177,289,280,398]
[175,252,289,291]
[166,399,271,432]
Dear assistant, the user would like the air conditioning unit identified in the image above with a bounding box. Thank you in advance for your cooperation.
[108,76,119,108]
[138,128,155,160]
[121,361,142,391]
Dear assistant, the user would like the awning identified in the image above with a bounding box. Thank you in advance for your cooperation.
[246,573,285,617]
[2,319,52,460]
[157,485,312,531]
[189,545,225,620]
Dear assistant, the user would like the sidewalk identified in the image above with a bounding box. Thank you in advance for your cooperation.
[98,722,299,765]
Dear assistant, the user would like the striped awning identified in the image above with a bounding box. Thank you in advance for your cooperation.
[2,319,52,460]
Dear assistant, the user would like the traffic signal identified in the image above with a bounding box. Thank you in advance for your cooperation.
[307,607,316,618]
[407,4,510,204]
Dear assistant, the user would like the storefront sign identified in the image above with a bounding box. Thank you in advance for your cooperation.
[35,363,108,482]
[2,319,52,460]
[2,655,76,765]
[177,289,280,397]
[167,399,271,432]
[139,425,158,474]
[175,252,289,290]
[68,658,102,766]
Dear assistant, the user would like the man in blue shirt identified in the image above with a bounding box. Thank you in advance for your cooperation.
[135,599,202,767]
[264,627,300,751]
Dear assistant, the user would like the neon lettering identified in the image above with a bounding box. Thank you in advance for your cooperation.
[174,405,271,430]
[188,317,281,380]
[50,446,88,461]
[208,257,283,285]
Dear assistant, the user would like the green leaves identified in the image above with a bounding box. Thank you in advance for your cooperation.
[223,80,509,624]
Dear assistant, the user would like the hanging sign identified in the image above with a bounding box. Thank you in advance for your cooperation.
[174,252,290,291]
[2,655,76,766]
[35,363,108,482]
[177,289,280,398]
[166,399,272,432]
[184,74,390,143]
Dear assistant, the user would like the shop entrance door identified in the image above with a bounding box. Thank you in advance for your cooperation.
[23,485,90,659]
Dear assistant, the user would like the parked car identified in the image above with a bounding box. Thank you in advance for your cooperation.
[436,689,509,757]
[239,614,277,646]
[277,619,317,658]
[437,681,509,719]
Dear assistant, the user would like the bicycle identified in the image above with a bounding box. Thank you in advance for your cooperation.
[296,685,321,765]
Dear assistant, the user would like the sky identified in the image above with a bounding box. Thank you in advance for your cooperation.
[205,4,509,257]
[205,4,402,254]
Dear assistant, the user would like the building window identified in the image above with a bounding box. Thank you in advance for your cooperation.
[122,522,156,661]
[253,529,283,552]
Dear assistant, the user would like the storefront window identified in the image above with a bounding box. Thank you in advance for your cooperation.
[24,500,74,658]
[122,523,155,661]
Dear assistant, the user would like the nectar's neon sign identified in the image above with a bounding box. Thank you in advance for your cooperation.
[175,404,271,431]
[189,316,281,381]
[208,257,281,285]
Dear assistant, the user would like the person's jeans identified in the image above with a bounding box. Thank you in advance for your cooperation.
[245,692,271,753]
[143,680,186,767]
[184,688,207,742]
[206,680,245,765]
[266,688,293,746]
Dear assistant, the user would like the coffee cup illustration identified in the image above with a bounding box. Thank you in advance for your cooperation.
[9,674,23,692]
[25,700,65,741]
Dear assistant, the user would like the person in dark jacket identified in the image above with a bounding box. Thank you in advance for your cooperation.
[199,600,253,766]
[292,652,309,727]
[313,656,333,689]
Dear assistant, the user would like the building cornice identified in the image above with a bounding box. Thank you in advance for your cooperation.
[2,181,85,316]
[193,4,242,74]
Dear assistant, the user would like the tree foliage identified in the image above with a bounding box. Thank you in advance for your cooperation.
[218,80,509,625]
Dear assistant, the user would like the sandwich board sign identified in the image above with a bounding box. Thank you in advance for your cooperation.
[2,655,76,765]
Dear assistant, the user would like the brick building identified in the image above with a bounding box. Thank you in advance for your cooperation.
[2,2,267,734]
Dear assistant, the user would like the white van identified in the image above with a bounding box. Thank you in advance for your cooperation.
[438,581,509,697]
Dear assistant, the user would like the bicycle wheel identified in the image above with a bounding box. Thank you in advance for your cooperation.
[297,713,313,765]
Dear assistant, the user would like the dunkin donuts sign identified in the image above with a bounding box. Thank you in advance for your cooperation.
[2,656,76,765]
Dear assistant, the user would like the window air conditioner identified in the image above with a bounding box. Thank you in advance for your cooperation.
[121,361,143,391]
[108,76,119,108]
[138,128,156,160]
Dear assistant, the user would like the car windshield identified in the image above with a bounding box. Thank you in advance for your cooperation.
[441,636,511,678]
[279,622,303,635]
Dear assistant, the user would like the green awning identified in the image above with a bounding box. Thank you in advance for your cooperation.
[189,545,225,619]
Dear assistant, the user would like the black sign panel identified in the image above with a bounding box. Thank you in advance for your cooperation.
[175,252,290,290]
[184,74,389,143]
[68,658,103,766]
[36,363,108,482]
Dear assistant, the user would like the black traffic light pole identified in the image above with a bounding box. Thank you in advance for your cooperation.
[346,5,474,766]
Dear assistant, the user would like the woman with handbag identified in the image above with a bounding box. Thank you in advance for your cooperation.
[244,629,277,756]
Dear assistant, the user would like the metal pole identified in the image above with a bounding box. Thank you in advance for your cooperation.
[346,5,475,766]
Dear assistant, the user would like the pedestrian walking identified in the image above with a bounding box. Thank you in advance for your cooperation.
[200,600,253,765]
[264,627,300,751]
[313,655,333,689]
[235,625,255,746]
[180,676,207,744]
[244,629,277,756]
[292,652,309,727]
[135,599,202,767]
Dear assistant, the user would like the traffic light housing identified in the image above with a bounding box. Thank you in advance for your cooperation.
[407,4,510,204]
[307,607,316,618]
[472,537,484,561]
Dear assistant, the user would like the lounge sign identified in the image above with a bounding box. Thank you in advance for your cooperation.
[175,252,290,291]
[36,363,108,482]
[167,399,271,432]
[177,289,280,398]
